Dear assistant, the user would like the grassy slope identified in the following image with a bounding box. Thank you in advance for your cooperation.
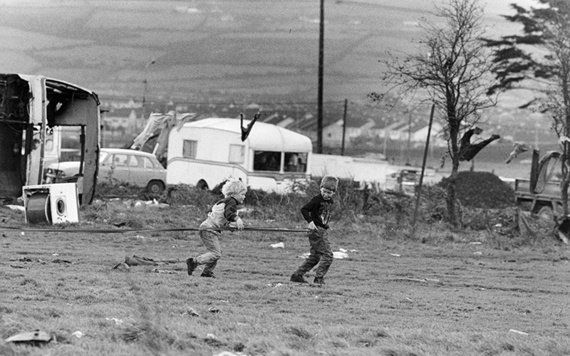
[0,0,507,102]
[0,196,569,355]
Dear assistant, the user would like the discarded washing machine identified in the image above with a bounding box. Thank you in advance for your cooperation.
[22,183,79,224]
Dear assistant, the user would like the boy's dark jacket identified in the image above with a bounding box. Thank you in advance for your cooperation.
[300,194,334,229]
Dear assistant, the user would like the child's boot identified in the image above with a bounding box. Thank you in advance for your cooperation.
[290,273,308,283]
[313,276,325,285]
[186,258,197,275]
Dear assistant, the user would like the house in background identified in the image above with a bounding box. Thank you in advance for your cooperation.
[410,121,446,148]
[101,108,141,147]
[322,117,375,148]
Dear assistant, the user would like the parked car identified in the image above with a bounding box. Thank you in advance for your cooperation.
[45,148,167,194]
[386,169,419,196]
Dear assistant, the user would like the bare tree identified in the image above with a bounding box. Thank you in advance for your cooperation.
[377,0,497,227]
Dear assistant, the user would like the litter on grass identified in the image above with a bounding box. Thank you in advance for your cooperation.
[152,268,179,274]
[298,249,351,259]
[182,308,200,317]
[333,251,349,259]
[5,330,54,344]
[105,317,124,325]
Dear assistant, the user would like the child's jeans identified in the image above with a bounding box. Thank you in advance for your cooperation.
[196,229,222,274]
[294,227,333,278]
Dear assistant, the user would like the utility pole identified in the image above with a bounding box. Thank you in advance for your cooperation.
[406,110,412,165]
[317,0,324,153]
[142,78,148,131]
[341,99,347,155]
[412,103,435,235]
[141,59,156,131]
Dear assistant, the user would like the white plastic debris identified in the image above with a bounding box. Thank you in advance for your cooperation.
[333,251,349,259]
[215,352,240,356]
[473,251,483,255]
[105,317,124,325]
[509,329,528,335]
[151,268,179,274]
[390,253,401,257]
[6,205,24,212]
[182,308,200,317]
[270,242,285,249]
[6,330,53,344]
[71,331,84,338]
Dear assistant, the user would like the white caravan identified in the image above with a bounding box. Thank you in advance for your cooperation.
[167,118,312,193]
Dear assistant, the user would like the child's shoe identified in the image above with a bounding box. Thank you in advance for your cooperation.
[186,258,197,275]
[201,271,215,278]
[290,273,308,283]
[313,276,325,285]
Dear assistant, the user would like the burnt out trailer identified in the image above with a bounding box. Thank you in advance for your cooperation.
[0,74,100,205]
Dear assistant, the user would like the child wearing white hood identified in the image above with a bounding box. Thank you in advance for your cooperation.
[186,178,246,278]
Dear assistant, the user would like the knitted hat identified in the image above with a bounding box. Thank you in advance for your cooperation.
[222,178,247,197]
[320,176,339,192]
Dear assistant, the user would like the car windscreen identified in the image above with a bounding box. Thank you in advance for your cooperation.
[99,151,110,164]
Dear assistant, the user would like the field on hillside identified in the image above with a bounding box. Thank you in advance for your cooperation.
[0,0,521,102]
[1,185,569,356]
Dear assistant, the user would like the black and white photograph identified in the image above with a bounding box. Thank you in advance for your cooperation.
[0,0,569,355]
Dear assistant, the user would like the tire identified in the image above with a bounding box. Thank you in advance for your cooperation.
[147,180,165,194]
[196,180,209,190]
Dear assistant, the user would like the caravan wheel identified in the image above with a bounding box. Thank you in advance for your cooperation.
[197,180,209,190]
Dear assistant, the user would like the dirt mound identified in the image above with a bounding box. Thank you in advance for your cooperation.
[439,171,515,209]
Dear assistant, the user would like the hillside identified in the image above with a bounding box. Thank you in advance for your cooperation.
[0,1,529,102]
[0,0,557,148]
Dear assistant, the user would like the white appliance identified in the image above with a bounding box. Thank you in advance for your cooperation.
[22,183,79,224]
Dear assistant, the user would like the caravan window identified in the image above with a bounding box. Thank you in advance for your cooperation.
[229,144,245,163]
[183,140,197,158]
[284,152,308,172]
[253,151,281,172]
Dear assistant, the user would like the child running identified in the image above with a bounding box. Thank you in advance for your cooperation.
[290,176,338,285]
[186,178,246,278]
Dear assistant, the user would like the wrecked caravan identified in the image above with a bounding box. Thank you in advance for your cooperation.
[0,74,100,205]
[166,118,312,193]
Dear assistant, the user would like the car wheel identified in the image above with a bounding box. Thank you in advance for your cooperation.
[147,180,165,194]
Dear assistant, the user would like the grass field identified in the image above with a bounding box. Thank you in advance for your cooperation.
[1,187,569,355]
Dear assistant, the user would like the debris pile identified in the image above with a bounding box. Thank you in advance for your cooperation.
[439,171,515,209]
